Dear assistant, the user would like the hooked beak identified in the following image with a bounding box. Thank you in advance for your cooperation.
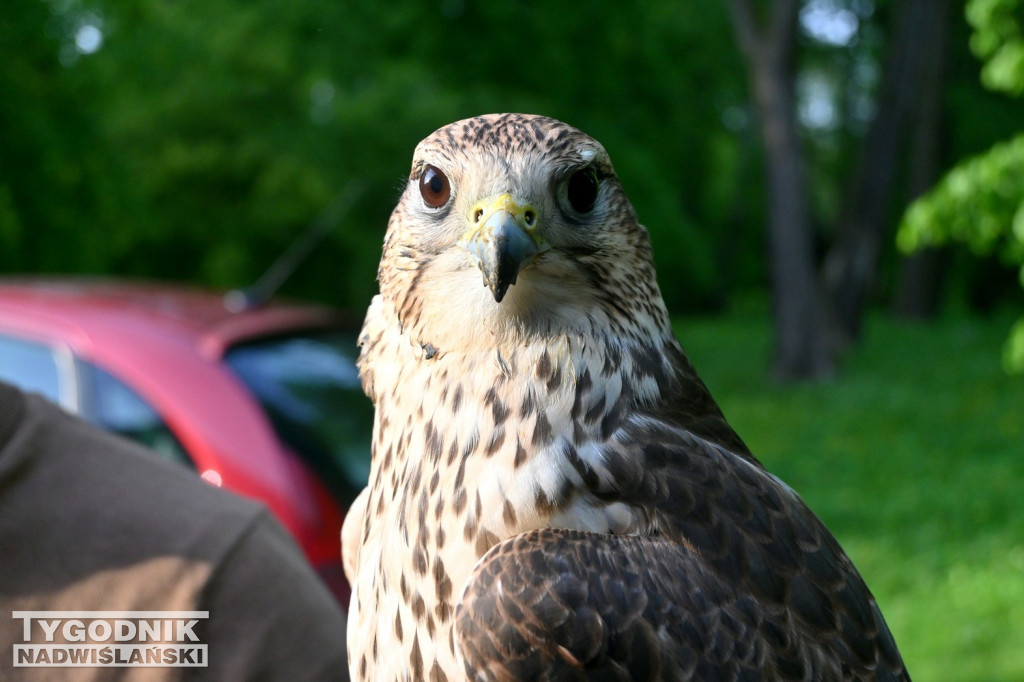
[460,194,546,302]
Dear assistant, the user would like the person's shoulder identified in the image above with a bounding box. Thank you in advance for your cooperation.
[200,510,350,680]
[9,389,268,558]
[0,383,350,679]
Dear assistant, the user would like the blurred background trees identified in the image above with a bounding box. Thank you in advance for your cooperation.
[2,0,1023,379]
[899,0,1024,372]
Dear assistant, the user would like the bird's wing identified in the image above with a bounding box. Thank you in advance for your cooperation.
[458,529,795,681]
[455,423,909,681]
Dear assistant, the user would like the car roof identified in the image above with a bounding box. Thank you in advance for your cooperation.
[0,276,363,538]
[0,276,355,359]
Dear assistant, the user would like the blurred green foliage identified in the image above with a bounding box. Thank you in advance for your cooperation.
[969,0,1024,95]
[3,0,1024,321]
[0,0,756,313]
[899,134,1024,262]
[899,0,1024,370]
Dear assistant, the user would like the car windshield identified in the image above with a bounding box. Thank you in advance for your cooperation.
[224,330,372,505]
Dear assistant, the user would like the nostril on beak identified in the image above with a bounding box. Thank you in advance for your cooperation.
[473,208,484,224]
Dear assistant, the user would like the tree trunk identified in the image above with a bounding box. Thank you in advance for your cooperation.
[892,0,952,320]
[892,249,947,319]
[822,0,952,339]
[729,0,835,380]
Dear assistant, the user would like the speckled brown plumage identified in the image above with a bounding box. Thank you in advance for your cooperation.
[342,113,910,681]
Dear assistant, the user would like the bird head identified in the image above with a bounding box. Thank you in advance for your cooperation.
[377,114,668,345]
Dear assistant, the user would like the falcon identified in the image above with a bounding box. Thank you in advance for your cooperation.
[342,113,909,681]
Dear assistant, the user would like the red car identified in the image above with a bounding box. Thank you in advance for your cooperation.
[0,277,372,606]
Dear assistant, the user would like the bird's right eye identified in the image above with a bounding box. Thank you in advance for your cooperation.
[566,168,599,215]
[419,165,451,208]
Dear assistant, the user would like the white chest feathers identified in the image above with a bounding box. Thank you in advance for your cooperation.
[346,300,662,680]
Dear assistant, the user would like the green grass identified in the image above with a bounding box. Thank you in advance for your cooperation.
[675,303,1024,681]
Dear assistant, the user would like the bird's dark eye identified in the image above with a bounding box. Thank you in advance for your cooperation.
[567,168,599,214]
[419,165,451,208]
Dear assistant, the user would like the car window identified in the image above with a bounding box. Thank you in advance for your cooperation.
[224,330,372,505]
[76,361,194,468]
[0,334,65,405]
